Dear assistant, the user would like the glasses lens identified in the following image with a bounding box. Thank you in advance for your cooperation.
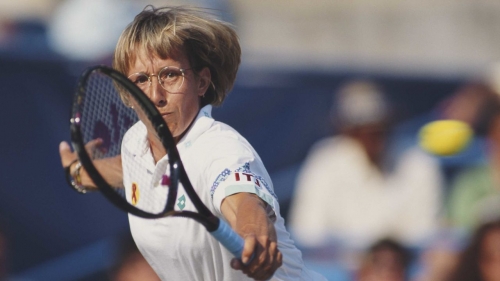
[158,67,184,92]
[128,73,150,91]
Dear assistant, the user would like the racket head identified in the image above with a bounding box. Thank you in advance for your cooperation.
[70,65,245,259]
[70,65,179,218]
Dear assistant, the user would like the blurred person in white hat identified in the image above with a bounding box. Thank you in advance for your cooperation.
[289,80,444,257]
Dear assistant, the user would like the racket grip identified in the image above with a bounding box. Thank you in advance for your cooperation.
[210,219,248,260]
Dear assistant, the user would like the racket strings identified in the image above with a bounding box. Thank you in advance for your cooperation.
[76,70,171,215]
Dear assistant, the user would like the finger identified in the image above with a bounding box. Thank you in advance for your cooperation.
[251,242,281,281]
[59,141,76,167]
[84,138,103,148]
[241,235,257,265]
[253,249,273,280]
[270,242,281,267]
[276,250,283,269]
[84,138,103,155]
[268,246,283,276]
[245,240,271,279]
[260,241,277,273]
[238,236,261,278]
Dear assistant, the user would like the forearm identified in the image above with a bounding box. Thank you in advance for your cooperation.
[221,192,282,279]
[221,193,275,239]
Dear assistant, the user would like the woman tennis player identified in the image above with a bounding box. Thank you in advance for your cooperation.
[59,6,325,281]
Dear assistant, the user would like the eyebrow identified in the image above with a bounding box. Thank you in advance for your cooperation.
[128,66,187,77]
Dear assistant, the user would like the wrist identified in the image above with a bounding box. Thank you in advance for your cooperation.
[65,159,87,194]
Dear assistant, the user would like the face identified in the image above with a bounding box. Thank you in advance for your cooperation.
[127,48,210,142]
[348,123,388,166]
[358,249,406,281]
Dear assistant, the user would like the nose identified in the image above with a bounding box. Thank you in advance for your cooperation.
[148,76,167,107]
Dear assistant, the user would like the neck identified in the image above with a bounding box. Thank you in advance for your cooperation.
[148,107,202,163]
[148,132,167,164]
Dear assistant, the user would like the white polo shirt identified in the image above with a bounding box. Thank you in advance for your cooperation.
[121,105,325,281]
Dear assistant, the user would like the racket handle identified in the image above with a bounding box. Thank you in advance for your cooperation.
[210,219,247,260]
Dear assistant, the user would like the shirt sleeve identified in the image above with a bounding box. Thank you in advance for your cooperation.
[205,137,278,217]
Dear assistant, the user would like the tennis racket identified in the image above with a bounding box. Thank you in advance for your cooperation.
[68,65,246,259]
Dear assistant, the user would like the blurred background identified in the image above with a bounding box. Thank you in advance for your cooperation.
[1,0,500,280]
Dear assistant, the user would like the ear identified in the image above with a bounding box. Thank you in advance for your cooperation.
[196,67,211,97]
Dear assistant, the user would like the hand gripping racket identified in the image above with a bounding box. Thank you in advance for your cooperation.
[68,65,246,259]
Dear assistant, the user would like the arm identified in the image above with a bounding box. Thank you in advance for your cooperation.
[393,148,444,243]
[59,140,124,189]
[221,192,282,280]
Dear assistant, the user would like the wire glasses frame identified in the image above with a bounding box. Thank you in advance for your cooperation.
[127,66,191,93]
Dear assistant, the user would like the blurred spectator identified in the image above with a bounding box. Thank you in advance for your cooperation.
[356,238,411,281]
[0,0,59,21]
[445,83,500,232]
[0,1,60,56]
[446,218,500,281]
[47,0,234,62]
[47,0,137,62]
[437,83,499,135]
[289,80,444,251]
[109,235,160,281]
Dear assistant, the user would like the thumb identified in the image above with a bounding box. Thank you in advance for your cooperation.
[59,141,76,167]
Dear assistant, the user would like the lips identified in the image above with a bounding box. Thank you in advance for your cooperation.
[160,112,175,124]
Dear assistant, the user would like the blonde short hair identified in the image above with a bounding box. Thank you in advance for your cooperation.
[113,6,241,106]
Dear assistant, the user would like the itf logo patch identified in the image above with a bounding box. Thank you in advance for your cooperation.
[177,194,186,210]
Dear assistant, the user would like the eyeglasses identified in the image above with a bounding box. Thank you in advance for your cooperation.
[127,66,191,93]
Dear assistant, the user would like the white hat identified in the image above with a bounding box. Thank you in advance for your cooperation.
[332,80,389,127]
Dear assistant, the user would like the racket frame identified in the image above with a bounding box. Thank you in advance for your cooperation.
[70,66,217,229]
[70,65,247,259]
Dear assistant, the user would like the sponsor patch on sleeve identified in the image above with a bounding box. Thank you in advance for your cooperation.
[211,163,278,213]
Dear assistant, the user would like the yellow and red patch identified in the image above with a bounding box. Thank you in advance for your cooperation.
[131,182,140,206]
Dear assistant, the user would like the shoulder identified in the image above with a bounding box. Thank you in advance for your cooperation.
[186,120,266,184]
[310,135,360,154]
[192,121,278,213]
[195,121,256,158]
[309,136,340,151]
[303,135,361,165]
[452,164,490,188]
[392,146,444,182]
[396,146,441,169]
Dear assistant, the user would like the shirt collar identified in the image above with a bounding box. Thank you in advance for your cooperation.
[124,104,214,156]
[176,104,214,151]
[123,121,150,157]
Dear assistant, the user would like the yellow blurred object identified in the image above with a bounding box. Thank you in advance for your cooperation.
[419,120,473,156]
